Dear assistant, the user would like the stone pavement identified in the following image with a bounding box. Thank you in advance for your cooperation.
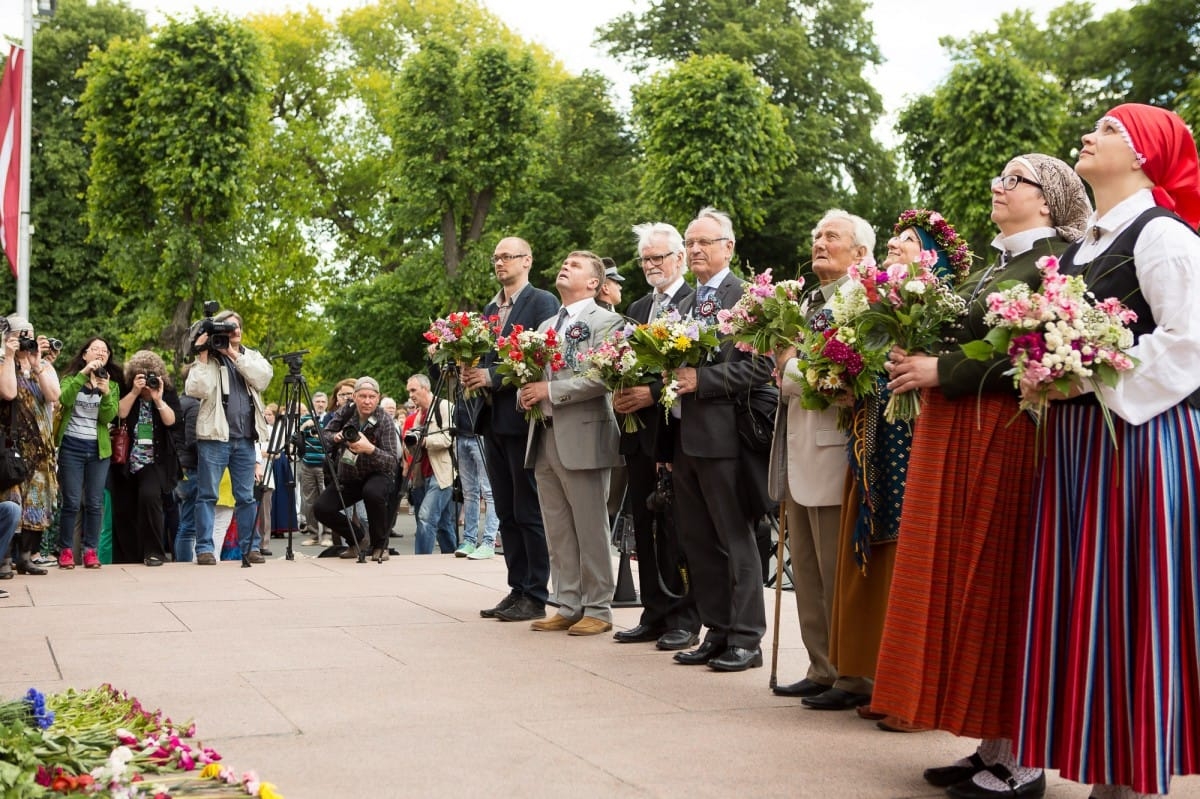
[3,523,1200,799]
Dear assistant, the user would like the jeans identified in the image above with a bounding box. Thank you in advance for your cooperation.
[56,435,110,552]
[415,482,456,554]
[195,437,260,556]
[457,436,498,547]
[174,468,198,562]
[0,500,19,563]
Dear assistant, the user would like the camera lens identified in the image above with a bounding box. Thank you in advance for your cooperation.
[342,424,361,443]
[146,373,160,389]
[49,338,63,352]
[94,367,108,380]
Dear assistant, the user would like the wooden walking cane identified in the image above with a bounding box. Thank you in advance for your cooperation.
[768,502,788,689]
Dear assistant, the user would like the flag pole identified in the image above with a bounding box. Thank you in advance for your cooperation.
[16,0,33,318]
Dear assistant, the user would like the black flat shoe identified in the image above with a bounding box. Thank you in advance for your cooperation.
[925,753,988,787]
[801,687,871,710]
[613,624,666,644]
[656,629,700,651]
[673,640,724,665]
[708,646,763,672]
[773,678,831,698]
[15,560,47,576]
[946,766,1046,799]
[144,556,163,567]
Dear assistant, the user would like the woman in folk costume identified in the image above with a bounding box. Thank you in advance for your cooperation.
[812,209,970,712]
[1015,105,1200,799]
[874,155,1091,799]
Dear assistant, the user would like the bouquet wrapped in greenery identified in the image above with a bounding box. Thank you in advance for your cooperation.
[627,310,720,416]
[579,325,652,432]
[715,269,809,356]
[422,312,497,397]
[494,325,566,423]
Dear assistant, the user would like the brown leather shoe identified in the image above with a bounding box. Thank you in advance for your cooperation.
[247,550,265,564]
[196,553,216,565]
[567,616,613,636]
[530,614,576,632]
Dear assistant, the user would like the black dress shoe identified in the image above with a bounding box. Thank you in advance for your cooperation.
[613,624,666,643]
[656,629,700,651]
[801,687,871,710]
[673,640,724,665]
[773,678,831,698]
[946,765,1045,799]
[480,593,519,619]
[495,596,547,622]
[15,560,47,576]
[708,646,763,672]
[925,753,988,787]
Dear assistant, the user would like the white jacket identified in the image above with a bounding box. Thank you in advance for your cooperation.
[184,348,273,443]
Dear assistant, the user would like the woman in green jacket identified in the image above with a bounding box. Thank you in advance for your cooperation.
[55,338,121,569]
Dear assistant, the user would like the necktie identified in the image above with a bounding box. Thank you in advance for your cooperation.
[651,292,668,319]
[696,285,715,304]
[553,307,569,333]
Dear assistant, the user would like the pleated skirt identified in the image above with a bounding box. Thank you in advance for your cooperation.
[872,390,1038,737]
[1017,402,1200,794]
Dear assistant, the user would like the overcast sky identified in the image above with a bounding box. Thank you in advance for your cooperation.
[4,0,1125,140]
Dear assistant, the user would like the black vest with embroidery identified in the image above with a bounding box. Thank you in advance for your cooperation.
[1060,206,1200,409]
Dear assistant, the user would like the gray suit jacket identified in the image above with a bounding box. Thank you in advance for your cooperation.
[524,300,624,470]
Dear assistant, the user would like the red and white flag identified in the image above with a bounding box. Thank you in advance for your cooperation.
[0,46,24,278]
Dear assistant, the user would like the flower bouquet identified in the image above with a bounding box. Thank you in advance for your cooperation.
[494,325,566,423]
[1,684,284,798]
[715,269,809,355]
[422,312,497,397]
[961,254,1138,441]
[578,325,652,433]
[834,254,967,424]
[792,307,889,417]
[627,309,721,417]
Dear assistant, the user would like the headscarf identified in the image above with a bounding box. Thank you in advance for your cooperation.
[1105,103,1200,230]
[892,208,973,284]
[1012,153,1092,242]
[912,227,949,274]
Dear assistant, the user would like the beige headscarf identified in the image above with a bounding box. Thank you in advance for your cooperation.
[1012,153,1092,243]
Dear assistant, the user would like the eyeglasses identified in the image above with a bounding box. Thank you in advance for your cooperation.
[682,237,729,248]
[638,252,675,267]
[991,174,1043,192]
[492,253,529,263]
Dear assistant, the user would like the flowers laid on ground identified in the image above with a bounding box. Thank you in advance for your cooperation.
[627,309,721,416]
[494,325,566,423]
[961,254,1138,440]
[715,269,809,355]
[0,685,283,798]
[579,326,652,432]
[422,312,497,397]
[828,254,967,424]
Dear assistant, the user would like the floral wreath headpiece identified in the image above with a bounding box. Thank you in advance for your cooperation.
[894,208,973,284]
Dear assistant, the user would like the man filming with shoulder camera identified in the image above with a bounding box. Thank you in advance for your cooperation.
[185,309,272,565]
[314,377,400,563]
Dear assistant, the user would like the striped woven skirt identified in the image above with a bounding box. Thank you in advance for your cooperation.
[1016,402,1200,794]
[871,390,1037,737]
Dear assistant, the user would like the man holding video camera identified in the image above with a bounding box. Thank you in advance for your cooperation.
[314,376,400,562]
[186,309,272,565]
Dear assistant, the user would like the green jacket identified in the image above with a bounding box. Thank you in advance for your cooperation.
[55,372,120,458]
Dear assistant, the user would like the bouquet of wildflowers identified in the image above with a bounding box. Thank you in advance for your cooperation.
[627,309,721,416]
[579,325,652,433]
[422,312,497,397]
[715,269,809,355]
[792,308,888,418]
[962,254,1138,441]
[833,254,967,424]
[494,325,566,423]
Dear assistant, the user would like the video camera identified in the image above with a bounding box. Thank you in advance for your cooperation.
[191,300,238,354]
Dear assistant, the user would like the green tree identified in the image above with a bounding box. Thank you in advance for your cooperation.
[898,54,1068,254]
[18,0,146,352]
[632,54,794,236]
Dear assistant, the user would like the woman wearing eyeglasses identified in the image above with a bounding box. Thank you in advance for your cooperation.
[873,155,1091,799]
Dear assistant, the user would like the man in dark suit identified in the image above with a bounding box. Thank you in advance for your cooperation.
[670,207,775,672]
[611,222,701,651]
[462,237,560,622]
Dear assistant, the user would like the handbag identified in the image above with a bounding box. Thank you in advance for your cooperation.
[735,384,777,453]
[111,425,130,465]
[0,406,28,491]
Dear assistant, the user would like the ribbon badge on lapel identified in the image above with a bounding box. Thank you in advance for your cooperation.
[809,307,835,333]
[696,297,721,325]
[564,321,590,368]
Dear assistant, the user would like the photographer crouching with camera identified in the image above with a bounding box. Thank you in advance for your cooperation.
[185,308,273,565]
[314,377,400,563]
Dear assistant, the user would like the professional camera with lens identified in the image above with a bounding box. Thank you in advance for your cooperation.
[190,300,238,354]
[48,338,63,352]
[144,373,161,390]
[646,466,673,512]
[402,425,425,449]
[17,334,38,354]
[94,367,109,380]
[342,423,361,444]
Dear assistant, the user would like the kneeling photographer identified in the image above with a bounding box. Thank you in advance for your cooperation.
[402,374,455,555]
[314,377,400,563]
[184,307,272,565]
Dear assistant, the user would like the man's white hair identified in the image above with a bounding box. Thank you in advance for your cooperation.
[812,208,875,253]
[632,222,684,254]
[691,206,736,244]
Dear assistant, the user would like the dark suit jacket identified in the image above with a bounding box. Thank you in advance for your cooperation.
[675,274,775,459]
[480,284,561,438]
[620,282,695,461]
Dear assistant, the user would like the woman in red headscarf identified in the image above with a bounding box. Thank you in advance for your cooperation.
[1016,104,1200,798]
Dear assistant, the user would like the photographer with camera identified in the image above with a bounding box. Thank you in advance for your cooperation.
[314,377,400,562]
[402,374,455,555]
[185,308,272,566]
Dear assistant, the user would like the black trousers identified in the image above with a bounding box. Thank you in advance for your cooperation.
[626,452,698,632]
[314,472,391,550]
[111,465,168,564]
[484,431,549,604]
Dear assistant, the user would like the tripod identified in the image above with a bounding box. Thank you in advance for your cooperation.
[249,350,360,566]
[408,364,473,553]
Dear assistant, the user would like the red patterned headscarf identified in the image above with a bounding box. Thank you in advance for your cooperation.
[1104,103,1200,230]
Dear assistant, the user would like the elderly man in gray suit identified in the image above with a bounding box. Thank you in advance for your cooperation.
[768,209,875,703]
[518,251,624,636]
